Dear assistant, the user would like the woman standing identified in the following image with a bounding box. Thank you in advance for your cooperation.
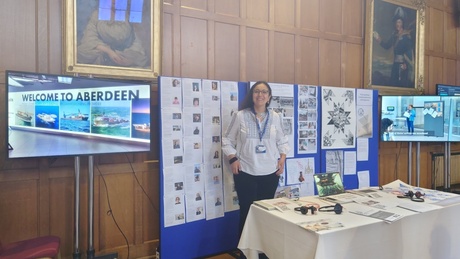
[406,104,416,134]
[222,81,290,237]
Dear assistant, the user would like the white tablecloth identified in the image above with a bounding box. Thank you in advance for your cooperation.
[238,196,460,259]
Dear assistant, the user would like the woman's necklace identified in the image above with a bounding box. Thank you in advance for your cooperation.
[256,111,267,121]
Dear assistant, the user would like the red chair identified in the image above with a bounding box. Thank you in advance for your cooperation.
[0,235,60,259]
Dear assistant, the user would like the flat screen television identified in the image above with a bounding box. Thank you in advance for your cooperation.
[6,70,151,158]
[381,95,448,142]
[436,84,460,96]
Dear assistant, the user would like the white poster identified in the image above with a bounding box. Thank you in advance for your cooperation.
[321,87,356,149]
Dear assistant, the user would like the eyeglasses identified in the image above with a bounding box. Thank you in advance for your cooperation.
[253,90,269,95]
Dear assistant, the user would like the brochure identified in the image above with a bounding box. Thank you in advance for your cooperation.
[253,197,299,212]
[297,218,344,233]
[347,203,404,223]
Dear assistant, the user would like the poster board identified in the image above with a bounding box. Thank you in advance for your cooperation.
[158,78,379,258]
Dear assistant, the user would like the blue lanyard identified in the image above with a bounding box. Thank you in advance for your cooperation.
[252,108,270,142]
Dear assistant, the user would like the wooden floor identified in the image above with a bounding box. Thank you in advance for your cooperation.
[205,253,236,259]
[202,250,242,259]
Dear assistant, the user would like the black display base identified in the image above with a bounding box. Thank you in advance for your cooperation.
[8,143,13,150]
[94,252,118,259]
[87,249,95,259]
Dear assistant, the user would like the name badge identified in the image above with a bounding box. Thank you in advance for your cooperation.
[255,145,266,153]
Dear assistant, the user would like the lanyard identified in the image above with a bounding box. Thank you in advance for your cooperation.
[252,108,270,142]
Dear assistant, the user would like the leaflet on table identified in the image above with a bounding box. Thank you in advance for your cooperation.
[346,188,385,199]
[381,179,459,203]
[253,197,300,212]
[346,203,404,223]
[320,192,364,204]
[352,196,399,210]
[396,200,442,213]
[296,218,344,233]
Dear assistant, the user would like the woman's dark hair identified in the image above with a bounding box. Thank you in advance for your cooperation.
[381,118,394,133]
[239,81,272,111]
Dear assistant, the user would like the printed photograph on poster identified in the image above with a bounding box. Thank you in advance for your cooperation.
[344,151,357,175]
[160,77,182,108]
[274,186,292,198]
[163,164,187,226]
[202,80,221,106]
[221,81,239,131]
[278,171,286,187]
[220,81,239,213]
[298,85,318,154]
[205,189,225,220]
[356,89,374,138]
[286,157,316,197]
[286,157,315,185]
[321,87,356,149]
[325,150,344,177]
[185,183,206,222]
[163,193,186,227]
[182,79,203,108]
[266,82,295,158]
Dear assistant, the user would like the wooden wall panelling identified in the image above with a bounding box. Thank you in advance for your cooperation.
[162,12,174,76]
[299,0,319,31]
[49,0,62,73]
[445,7,457,55]
[344,43,363,88]
[379,143,409,184]
[98,172,135,249]
[48,167,75,257]
[180,16,208,78]
[424,54,433,93]
[458,59,460,86]
[0,173,39,243]
[298,36,319,85]
[343,0,364,38]
[428,56,444,90]
[215,0,240,17]
[246,28,269,81]
[37,0,50,73]
[181,0,208,11]
[208,17,216,80]
[0,0,36,72]
[141,167,160,242]
[246,0,270,23]
[215,22,241,80]
[3,0,460,258]
[320,0,342,35]
[319,39,341,87]
[274,32,295,83]
[274,0,295,27]
[444,58,457,84]
[429,8,445,53]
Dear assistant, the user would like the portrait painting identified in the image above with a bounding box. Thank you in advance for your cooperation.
[64,0,161,79]
[364,0,425,95]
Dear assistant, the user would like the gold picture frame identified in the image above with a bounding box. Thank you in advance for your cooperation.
[63,0,161,79]
[364,0,425,95]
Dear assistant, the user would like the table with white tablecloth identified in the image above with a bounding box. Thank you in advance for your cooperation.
[238,194,460,259]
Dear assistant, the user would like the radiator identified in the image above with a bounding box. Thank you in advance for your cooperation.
[432,152,460,189]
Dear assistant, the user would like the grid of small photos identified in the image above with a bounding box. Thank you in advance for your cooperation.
[297,85,318,154]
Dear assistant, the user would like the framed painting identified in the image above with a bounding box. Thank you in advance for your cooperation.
[364,0,425,95]
[63,0,161,79]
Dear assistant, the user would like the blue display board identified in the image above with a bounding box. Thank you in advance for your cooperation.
[158,78,379,258]
[319,88,380,189]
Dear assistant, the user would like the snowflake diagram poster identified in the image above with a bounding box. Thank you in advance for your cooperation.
[321,87,356,149]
